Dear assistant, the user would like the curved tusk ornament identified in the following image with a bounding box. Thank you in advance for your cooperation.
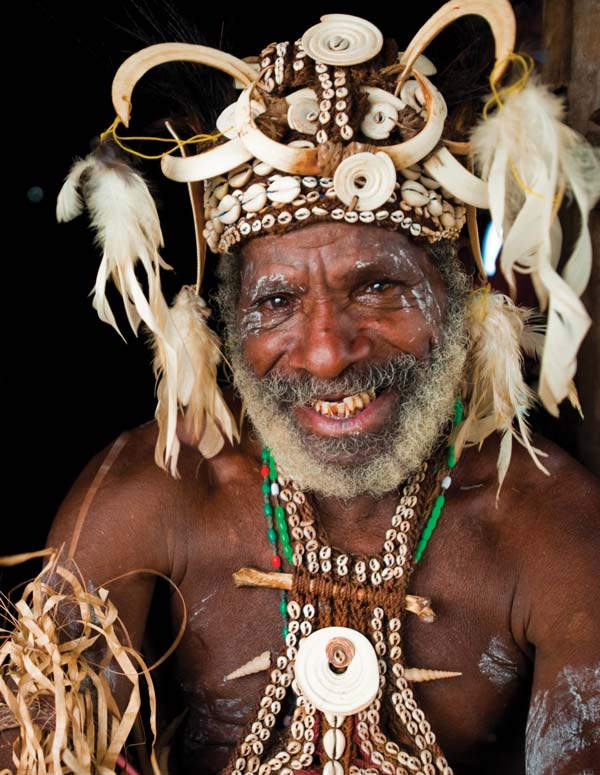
[235,84,321,176]
[385,71,447,171]
[398,0,516,90]
[111,42,258,126]
[424,147,489,208]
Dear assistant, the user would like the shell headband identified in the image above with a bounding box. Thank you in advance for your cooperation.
[57,1,599,479]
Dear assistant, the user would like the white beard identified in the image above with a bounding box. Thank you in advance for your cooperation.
[229,303,468,499]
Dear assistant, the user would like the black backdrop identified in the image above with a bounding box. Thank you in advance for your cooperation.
[9,0,571,584]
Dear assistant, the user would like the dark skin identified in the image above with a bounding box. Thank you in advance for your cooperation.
[29,223,599,774]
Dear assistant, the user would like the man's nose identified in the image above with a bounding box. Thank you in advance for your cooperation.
[286,298,373,379]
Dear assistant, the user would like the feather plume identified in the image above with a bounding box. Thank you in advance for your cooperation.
[456,289,549,494]
[56,141,172,342]
[471,78,599,416]
[151,286,239,476]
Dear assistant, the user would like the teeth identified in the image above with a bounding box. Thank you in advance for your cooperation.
[310,390,376,418]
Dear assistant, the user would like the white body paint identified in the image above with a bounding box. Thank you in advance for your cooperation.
[525,664,600,774]
[478,634,519,689]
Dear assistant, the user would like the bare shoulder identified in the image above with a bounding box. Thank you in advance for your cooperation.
[48,420,251,579]
[466,433,600,650]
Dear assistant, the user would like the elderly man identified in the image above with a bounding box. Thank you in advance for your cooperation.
[2,3,599,775]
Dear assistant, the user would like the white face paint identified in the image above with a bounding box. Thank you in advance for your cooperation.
[526,664,600,774]
[478,635,520,689]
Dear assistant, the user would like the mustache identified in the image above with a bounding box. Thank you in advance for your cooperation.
[257,353,425,405]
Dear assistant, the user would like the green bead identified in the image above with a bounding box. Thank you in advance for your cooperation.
[448,445,456,468]
[275,505,285,520]
[282,626,288,639]
[454,397,464,423]
[281,533,291,547]
[264,503,273,516]
[435,494,446,509]
[262,481,270,495]
[269,464,277,480]
[284,546,294,563]
[262,448,270,462]
[268,528,277,542]
[279,599,288,615]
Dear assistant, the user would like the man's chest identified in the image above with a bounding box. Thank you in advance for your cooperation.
[162,495,531,774]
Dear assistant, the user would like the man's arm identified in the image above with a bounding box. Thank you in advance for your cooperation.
[1,426,181,770]
[511,451,600,775]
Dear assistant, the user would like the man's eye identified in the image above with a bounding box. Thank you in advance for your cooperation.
[259,294,291,310]
[365,280,392,293]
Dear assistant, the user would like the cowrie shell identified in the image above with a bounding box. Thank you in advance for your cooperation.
[295,207,311,220]
[312,206,328,216]
[306,190,321,203]
[239,222,252,235]
[323,728,346,759]
[359,211,375,222]
[253,159,274,176]
[331,208,345,219]
[217,194,242,225]
[427,199,443,216]
[375,210,389,220]
[267,176,301,203]
[400,180,430,207]
[242,183,268,212]
[228,165,252,188]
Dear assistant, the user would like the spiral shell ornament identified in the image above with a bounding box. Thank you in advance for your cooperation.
[294,626,379,715]
[360,87,406,141]
[333,152,396,211]
[287,97,320,135]
[301,14,384,66]
[217,100,265,140]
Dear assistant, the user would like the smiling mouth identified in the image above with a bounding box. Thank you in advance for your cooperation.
[309,389,377,419]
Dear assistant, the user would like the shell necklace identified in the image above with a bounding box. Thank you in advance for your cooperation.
[224,450,459,775]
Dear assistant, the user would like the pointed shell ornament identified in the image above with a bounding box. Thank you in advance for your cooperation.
[294,626,379,715]
[301,14,384,66]
[333,152,396,211]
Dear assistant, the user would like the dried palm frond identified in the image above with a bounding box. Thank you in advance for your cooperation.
[0,555,159,775]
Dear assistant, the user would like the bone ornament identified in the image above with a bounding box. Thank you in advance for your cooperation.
[294,626,379,715]
[301,14,384,66]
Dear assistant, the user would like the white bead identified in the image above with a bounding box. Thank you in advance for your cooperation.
[441,475,452,490]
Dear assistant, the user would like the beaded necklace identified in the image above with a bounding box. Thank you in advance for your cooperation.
[229,453,457,775]
[261,397,464,628]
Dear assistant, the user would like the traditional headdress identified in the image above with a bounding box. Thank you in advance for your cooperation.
[57,1,599,487]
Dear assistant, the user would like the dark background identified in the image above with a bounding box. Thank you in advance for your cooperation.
[7,0,581,585]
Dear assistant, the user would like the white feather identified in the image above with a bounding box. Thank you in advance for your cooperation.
[56,144,172,342]
[56,158,90,222]
[150,287,239,476]
[456,290,549,495]
[471,78,598,417]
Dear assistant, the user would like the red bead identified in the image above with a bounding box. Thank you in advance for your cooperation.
[261,464,269,478]
[271,555,282,569]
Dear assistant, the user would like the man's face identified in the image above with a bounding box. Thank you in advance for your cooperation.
[224,221,468,497]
